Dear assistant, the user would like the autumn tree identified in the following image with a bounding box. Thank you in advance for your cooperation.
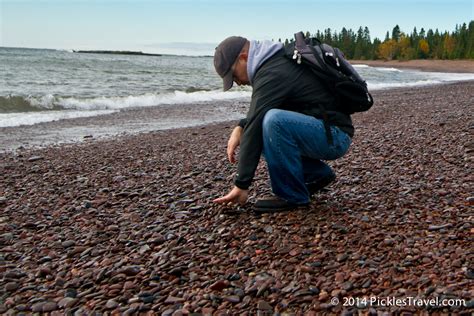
[377,39,398,60]
[418,39,430,58]
[443,34,456,59]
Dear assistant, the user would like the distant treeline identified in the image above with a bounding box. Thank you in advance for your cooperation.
[280,21,473,60]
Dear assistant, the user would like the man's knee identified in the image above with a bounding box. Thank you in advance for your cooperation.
[263,109,285,133]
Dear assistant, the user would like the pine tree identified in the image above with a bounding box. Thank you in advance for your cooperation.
[468,21,474,58]
[392,25,401,41]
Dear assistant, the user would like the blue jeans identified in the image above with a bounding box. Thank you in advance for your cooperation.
[262,109,351,204]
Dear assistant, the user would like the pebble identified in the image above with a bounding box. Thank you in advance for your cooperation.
[42,302,58,312]
[224,295,241,303]
[336,253,349,262]
[58,297,77,308]
[31,302,45,313]
[428,223,453,231]
[65,288,77,298]
[28,156,44,162]
[164,296,185,304]
[121,266,141,276]
[257,300,272,311]
[209,280,229,291]
[5,282,19,292]
[105,299,119,309]
[61,240,76,248]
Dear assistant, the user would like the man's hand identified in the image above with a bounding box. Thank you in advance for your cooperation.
[227,126,243,164]
[213,186,248,205]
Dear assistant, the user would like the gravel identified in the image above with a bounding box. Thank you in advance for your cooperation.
[0,81,473,314]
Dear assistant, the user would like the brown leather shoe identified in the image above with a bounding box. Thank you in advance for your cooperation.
[253,196,308,213]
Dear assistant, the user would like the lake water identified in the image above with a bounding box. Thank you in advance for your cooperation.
[1,46,474,130]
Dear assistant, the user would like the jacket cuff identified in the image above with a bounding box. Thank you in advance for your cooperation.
[234,178,250,190]
[238,118,247,129]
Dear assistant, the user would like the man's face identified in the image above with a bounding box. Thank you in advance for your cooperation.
[231,54,249,86]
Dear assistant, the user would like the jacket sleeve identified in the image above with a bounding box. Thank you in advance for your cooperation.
[238,118,247,128]
[234,66,294,189]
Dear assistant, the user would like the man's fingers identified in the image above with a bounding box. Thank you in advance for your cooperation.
[213,194,234,204]
[213,197,228,204]
[227,145,236,164]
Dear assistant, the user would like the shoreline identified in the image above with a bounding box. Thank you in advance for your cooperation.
[1,81,473,314]
[351,59,474,73]
[0,100,248,153]
[2,80,474,153]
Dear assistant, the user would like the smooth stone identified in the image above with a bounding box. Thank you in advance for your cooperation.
[65,288,78,298]
[161,309,175,316]
[58,297,78,308]
[189,272,199,281]
[106,299,119,309]
[224,295,240,303]
[209,280,229,291]
[5,282,19,292]
[164,296,185,304]
[4,271,26,279]
[139,245,151,254]
[257,300,273,311]
[31,302,45,313]
[337,253,349,262]
[14,304,28,311]
[28,156,44,162]
[123,281,136,290]
[343,281,354,291]
[42,302,58,312]
[362,279,372,288]
[121,266,141,276]
[428,223,453,231]
[62,240,76,248]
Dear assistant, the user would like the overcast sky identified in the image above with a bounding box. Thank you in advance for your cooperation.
[1,0,472,55]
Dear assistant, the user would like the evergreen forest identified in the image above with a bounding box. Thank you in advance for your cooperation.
[280,21,474,60]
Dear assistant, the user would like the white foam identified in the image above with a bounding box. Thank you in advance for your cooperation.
[58,90,251,111]
[27,94,56,109]
[422,71,474,81]
[375,67,403,72]
[0,110,118,127]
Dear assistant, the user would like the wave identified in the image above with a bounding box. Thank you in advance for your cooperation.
[0,110,118,128]
[375,67,403,72]
[0,95,61,113]
[0,90,252,114]
[368,72,474,90]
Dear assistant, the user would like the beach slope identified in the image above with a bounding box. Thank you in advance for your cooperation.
[0,81,473,314]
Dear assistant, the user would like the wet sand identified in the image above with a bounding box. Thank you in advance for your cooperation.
[0,81,473,314]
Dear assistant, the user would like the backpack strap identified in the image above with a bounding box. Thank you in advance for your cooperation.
[294,32,339,145]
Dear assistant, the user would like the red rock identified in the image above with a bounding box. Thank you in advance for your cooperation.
[209,280,229,291]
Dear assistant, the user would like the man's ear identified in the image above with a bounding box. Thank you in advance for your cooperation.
[239,52,248,62]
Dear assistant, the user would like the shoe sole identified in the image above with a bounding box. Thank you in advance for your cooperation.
[252,204,309,214]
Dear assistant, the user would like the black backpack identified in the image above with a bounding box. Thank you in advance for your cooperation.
[285,32,374,114]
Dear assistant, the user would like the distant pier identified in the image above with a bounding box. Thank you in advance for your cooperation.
[73,50,162,56]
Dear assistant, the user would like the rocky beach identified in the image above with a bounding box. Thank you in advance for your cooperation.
[1,81,473,315]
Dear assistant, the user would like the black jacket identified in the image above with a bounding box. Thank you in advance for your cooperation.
[234,48,354,190]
